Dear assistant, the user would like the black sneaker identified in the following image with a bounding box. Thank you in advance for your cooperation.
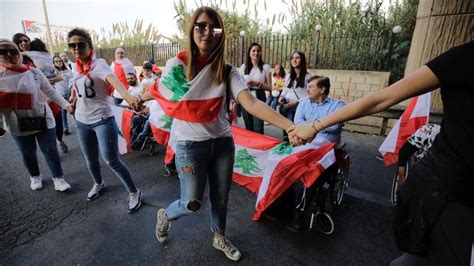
[64,129,70,135]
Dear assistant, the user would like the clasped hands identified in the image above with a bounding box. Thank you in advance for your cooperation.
[123,94,143,111]
[286,123,319,146]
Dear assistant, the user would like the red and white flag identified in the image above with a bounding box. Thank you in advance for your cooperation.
[110,104,134,154]
[0,70,38,110]
[153,51,224,122]
[149,101,172,147]
[231,126,336,220]
[378,93,431,166]
[111,58,135,91]
[232,126,283,193]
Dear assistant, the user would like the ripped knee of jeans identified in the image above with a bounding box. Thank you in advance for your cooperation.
[187,200,201,211]
[181,165,195,175]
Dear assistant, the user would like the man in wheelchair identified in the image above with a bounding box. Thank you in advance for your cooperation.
[265,75,348,233]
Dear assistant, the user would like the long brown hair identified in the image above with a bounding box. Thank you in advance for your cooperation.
[186,6,226,84]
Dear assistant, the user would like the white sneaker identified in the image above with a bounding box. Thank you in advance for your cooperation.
[30,175,43,190]
[87,183,104,201]
[128,189,142,213]
[213,235,242,261]
[52,177,71,191]
[156,208,171,243]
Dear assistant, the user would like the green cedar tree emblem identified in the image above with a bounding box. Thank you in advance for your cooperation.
[159,115,173,129]
[234,149,261,175]
[162,64,189,102]
[271,142,293,155]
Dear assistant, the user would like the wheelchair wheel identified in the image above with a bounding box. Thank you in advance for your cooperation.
[332,171,347,207]
[331,158,350,207]
[391,164,408,206]
[391,171,399,206]
[315,211,335,235]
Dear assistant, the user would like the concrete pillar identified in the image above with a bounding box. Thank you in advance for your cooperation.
[403,0,473,110]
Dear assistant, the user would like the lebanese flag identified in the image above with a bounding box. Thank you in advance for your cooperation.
[111,58,135,91]
[110,104,134,154]
[230,126,336,220]
[149,101,171,147]
[232,126,283,193]
[378,93,431,166]
[154,51,224,123]
[0,70,37,110]
[251,138,336,220]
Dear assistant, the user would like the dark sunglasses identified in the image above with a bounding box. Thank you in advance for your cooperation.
[19,39,30,43]
[0,49,19,56]
[68,42,87,49]
[193,22,222,37]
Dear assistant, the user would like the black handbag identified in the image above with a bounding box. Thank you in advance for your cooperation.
[15,105,48,132]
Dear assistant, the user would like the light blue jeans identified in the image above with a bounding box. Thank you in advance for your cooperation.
[12,128,63,178]
[165,137,235,233]
[76,117,137,193]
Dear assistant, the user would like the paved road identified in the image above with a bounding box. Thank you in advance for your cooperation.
[0,122,400,265]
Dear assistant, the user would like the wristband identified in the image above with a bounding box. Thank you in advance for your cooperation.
[312,119,322,132]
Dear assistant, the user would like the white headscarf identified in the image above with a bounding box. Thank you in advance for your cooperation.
[0,38,25,68]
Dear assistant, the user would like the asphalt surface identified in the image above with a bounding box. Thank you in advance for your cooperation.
[0,120,400,265]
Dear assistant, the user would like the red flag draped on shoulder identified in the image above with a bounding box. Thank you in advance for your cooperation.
[378,93,431,166]
[152,51,224,122]
[111,58,135,90]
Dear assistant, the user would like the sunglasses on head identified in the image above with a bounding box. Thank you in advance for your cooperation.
[68,42,87,49]
[193,22,222,37]
[0,49,19,56]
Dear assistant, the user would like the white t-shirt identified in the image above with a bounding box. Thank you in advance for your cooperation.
[25,51,57,78]
[281,73,310,101]
[173,66,247,141]
[73,58,114,124]
[0,68,69,136]
[54,69,74,96]
[239,64,271,88]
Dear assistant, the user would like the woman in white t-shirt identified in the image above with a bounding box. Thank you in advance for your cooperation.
[66,28,142,213]
[279,51,309,140]
[238,42,272,134]
[53,55,74,137]
[154,7,295,262]
[0,38,73,192]
[279,51,309,120]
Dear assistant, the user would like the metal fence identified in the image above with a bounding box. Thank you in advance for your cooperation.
[96,42,181,66]
[95,32,395,73]
[226,31,394,71]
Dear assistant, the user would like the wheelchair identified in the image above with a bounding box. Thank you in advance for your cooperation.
[264,143,350,235]
[306,143,350,234]
[130,113,158,156]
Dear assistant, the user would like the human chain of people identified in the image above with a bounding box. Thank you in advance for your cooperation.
[0,6,472,265]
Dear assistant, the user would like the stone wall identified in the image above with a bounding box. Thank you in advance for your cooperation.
[308,69,392,135]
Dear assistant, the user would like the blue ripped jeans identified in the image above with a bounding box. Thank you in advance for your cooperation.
[165,137,235,233]
[76,117,137,193]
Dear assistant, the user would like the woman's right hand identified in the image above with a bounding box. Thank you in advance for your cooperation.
[66,104,75,114]
[124,94,140,110]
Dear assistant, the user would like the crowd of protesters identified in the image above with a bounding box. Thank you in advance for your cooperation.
[0,6,472,264]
